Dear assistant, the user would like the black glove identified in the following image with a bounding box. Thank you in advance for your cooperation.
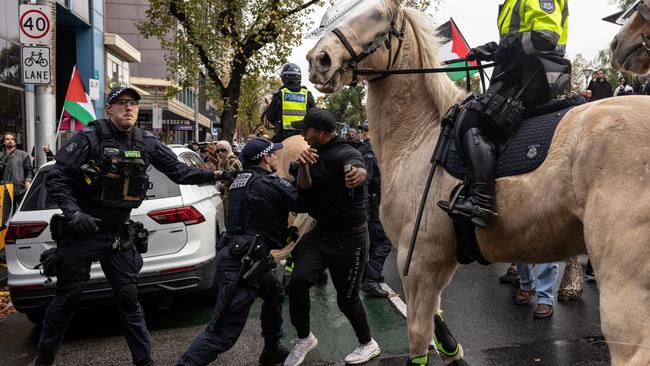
[70,211,100,236]
[466,41,498,62]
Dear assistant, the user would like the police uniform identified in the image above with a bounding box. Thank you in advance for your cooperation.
[438,0,570,228]
[358,139,392,293]
[36,115,215,366]
[178,138,305,366]
[266,63,316,143]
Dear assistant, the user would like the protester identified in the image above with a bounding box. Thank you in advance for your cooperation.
[357,121,391,298]
[346,128,359,142]
[0,131,33,211]
[284,108,380,366]
[177,137,306,366]
[515,263,559,319]
[587,69,613,101]
[613,76,634,96]
[266,63,316,143]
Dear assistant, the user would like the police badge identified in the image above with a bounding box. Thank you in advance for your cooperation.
[539,0,555,13]
[526,145,540,160]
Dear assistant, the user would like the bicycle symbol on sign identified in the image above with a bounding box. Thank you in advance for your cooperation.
[24,51,48,67]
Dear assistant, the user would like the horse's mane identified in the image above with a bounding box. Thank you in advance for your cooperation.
[402,8,465,114]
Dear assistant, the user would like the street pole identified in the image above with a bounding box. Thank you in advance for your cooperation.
[194,87,199,142]
[33,0,57,168]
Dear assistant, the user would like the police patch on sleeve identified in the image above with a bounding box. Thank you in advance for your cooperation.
[539,0,555,13]
[230,173,252,189]
[65,141,78,153]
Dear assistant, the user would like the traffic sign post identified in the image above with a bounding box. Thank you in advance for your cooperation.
[21,46,51,84]
[19,5,52,45]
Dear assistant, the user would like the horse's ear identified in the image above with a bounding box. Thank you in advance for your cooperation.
[385,0,402,11]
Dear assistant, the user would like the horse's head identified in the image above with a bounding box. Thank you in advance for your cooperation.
[306,0,403,93]
[610,0,650,74]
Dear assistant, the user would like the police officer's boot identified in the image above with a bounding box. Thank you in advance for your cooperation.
[258,340,290,365]
[438,128,496,228]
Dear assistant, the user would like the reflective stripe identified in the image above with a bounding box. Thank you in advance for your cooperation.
[498,0,568,54]
[410,355,428,365]
[281,87,309,130]
[522,32,535,55]
[509,0,523,35]
[546,71,563,83]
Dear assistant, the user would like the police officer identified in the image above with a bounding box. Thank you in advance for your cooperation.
[438,0,570,228]
[178,137,306,366]
[266,63,316,143]
[357,121,391,298]
[36,86,220,366]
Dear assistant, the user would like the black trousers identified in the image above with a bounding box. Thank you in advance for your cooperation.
[177,246,284,366]
[288,224,372,344]
[36,233,150,366]
[364,218,392,282]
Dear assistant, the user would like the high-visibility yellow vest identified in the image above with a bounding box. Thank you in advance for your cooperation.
[281,87,309,130]
[497,0,568,55]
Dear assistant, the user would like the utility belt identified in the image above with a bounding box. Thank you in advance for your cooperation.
[466,82,525,135]
[219,234,276,286]
[49,214,149,253]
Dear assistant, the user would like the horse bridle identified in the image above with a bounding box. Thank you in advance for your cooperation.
[636,0,650,53]
[331,10,406,86]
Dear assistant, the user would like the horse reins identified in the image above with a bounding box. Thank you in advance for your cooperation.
[330,10,496,92]
[636,0,650,53]
[331,10,407,86]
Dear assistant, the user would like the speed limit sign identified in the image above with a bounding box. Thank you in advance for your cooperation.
[19,5,52,45]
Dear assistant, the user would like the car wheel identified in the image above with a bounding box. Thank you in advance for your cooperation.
[26,310,45,325]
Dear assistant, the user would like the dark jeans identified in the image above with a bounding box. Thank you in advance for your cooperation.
[364,219,392,282]
[36,233,149,366]
[288,224,372,344]
[177,246,284,366]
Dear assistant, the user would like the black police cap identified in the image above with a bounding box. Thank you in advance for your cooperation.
[291,108,336,133]
[106,86,141,105]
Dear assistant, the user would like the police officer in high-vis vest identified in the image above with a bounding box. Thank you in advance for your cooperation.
[36,86,219,366]
[438,0,571,228]
[267,63,316,143]
[178,137,306,366]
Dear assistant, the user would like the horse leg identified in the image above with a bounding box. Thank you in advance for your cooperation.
[583,198,650,365]
[398,247,465,365]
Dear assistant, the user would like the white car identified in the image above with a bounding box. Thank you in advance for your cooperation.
[5,147,225,323]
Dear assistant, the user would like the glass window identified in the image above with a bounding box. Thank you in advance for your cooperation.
[106,52,130,89]
[0,38,21,87]
[0,86,25,148]
[21,165,183,212]
[3,1,20,42]
[70,0,89,23]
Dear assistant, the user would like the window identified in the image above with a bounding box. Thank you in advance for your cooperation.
[0,38,21,87]
[106,52,130,89]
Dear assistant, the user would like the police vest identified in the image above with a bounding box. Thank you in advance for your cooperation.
[497,0,568,55]
[226,169,286,247]
[281,87,308,130]
[84,120,150,208]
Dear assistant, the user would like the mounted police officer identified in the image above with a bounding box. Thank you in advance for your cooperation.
[178,137,306,366]
[266,63,316,143]
[438,0,571,228]
[36,86,219,366]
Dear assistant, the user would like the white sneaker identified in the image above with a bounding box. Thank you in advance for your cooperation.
[344,338,381,364]
[284,332,318,366]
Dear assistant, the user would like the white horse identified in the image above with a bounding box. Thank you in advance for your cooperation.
[611,0,650,74]
[301,0,650,364]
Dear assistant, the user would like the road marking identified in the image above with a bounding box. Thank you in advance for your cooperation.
[380,282,407,318]
[379,282,438,350]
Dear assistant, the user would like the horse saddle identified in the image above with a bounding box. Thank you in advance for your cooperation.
[439,95,586,266]
[443,95,586,180]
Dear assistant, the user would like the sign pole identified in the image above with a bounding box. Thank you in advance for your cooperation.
[32,0,56,168]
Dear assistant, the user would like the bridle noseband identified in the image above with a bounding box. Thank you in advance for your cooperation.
[635,0,650,53]
[331,10,406,86]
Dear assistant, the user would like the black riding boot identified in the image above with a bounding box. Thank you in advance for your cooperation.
[438,127,496,228]
[258,339,290,365]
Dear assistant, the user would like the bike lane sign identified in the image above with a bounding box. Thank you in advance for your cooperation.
[21,46,51,84]
[20,5,52,45]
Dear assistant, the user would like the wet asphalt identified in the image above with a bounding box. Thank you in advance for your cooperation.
[0,250,609,366]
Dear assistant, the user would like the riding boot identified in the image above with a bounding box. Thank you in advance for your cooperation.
[438,127,496,228]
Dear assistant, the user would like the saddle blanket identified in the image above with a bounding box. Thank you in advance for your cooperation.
[443,105,577,180]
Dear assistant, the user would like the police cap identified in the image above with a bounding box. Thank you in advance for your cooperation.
[106,86,141,105]
[291,108,336,132]
[359,120,369,131]
[241,137,283,163]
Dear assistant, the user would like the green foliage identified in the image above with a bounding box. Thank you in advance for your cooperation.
[238,75,281,134]
[138,0,321,141]
[610,0,638,10]
[321,85,367,126]
[594,49,633,89]
[569,53,594,92]
[453,74,483,94]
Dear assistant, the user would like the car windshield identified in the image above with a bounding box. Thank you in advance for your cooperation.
[20,165,181,211]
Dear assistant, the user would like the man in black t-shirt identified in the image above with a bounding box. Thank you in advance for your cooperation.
[283,108,381,366]
[587,69,613,101]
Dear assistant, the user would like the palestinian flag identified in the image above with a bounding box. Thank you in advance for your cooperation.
[436,18,478,81]
[62,66,96,128]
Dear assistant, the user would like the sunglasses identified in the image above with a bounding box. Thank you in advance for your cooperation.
[113,99,139,107]
[216,149,228,153]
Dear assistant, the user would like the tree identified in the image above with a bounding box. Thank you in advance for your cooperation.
[321,85,367,126]
[138,0,320,142]
[569,53,594,92]
[610,0,637,10]
[237,75,281,137]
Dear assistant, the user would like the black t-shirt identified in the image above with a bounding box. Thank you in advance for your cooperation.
[301,137,367,230]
